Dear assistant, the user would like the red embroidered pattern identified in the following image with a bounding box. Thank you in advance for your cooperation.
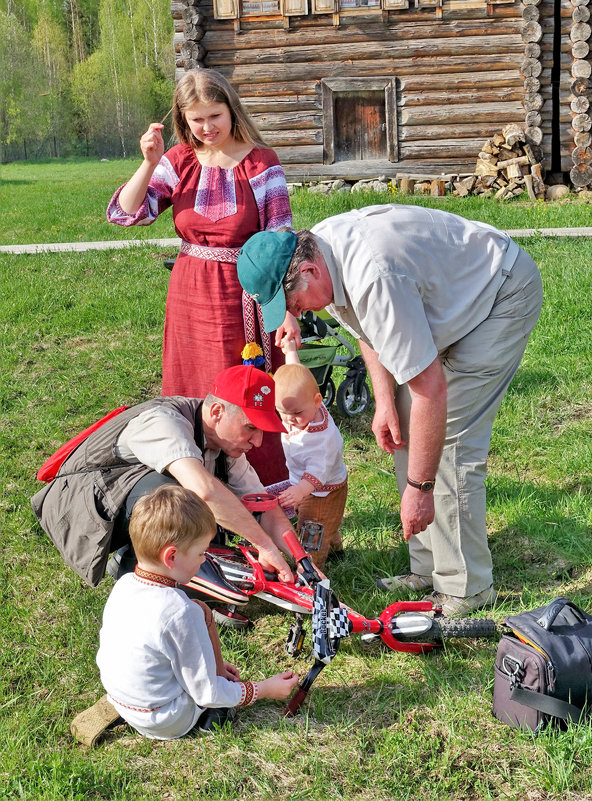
[194,166,237,222]
[284,405,329,440]
[180,240,240,264]
[242,292,272,374]
[238,681,260,706]
[307,404,329,433]
[302,473,347,493]
[134,566,177,588]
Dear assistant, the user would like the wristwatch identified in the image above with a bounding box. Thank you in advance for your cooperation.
[407,477,436,492]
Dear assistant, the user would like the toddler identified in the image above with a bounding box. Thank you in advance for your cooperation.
[273,342,348,568]
[96,484,298,739]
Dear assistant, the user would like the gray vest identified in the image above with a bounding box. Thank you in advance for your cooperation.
[31,397,219,587]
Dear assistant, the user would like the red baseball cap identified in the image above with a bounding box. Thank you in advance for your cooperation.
[211,365,285,433]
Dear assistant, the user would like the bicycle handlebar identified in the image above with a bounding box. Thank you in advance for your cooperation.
[282,529,307,562]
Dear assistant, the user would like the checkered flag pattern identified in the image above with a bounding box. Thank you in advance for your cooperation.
[328,606,351,640]
[312,579,351,664]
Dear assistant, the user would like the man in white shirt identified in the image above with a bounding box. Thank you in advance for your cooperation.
[237,205,543,616]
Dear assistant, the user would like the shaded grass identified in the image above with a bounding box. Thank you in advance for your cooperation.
[1,179,591,799]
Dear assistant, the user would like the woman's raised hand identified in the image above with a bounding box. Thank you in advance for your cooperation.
[140,123,165,166]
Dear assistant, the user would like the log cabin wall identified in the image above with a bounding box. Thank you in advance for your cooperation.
[171,0,592,183]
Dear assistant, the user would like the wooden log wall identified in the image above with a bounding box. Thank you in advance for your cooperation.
[171,0,581,179]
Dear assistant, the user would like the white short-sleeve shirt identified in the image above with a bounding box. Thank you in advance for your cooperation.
[312,204,519,385]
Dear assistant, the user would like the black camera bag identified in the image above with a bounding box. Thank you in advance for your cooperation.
[493,597,592,732]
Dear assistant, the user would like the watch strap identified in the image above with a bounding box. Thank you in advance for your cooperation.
[407,477,436,492]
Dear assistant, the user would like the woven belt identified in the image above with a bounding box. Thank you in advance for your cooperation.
[180,240,240,263]
[180,239,273,373]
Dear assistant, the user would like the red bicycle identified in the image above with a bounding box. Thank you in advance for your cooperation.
[182,494,497,716]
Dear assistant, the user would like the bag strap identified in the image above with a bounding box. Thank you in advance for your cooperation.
[536,597,587,630]
[510,686,584,723]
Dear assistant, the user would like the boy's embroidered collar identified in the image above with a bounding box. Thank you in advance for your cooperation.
[308,403,329,432]
[134,566,177,588]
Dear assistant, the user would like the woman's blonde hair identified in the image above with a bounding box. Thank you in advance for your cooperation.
[173,68,266,149]
[129,484,215,563]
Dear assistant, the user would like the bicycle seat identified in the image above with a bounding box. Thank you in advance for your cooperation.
[181,554,250,605]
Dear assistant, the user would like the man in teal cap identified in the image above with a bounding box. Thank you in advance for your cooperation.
[237,205,543,617]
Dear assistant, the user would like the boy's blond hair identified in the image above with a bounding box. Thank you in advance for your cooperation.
[129,485,215,563]
[274,363,320,402]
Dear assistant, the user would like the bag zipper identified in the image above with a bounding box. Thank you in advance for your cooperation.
[510,628,556,692]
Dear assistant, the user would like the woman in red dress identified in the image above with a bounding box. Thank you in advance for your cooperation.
[107,70,297,484]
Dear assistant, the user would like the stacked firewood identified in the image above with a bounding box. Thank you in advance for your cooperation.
[453,124,546,201]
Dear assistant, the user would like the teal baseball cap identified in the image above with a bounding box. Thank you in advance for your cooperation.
[238,230,298,333]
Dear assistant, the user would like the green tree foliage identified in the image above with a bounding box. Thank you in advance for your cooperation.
[0,0,174,161]
[32,12,73,154]
[0,8,40,158]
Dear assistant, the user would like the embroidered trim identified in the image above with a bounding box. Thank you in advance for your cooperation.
[153,155,180,189]
[238,680,260,707]
[180,240,240,264]
[284,405,329,440]
[134,566,177,588]
[307,404,329,433]
[302,473,347,493]
[302,472,324,492]
[194,165,237,222]
[242,291,272,374]
[108,694,164,713]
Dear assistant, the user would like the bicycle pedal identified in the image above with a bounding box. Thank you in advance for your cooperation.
[285,620,307,657]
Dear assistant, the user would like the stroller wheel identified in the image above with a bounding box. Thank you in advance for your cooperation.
[336,376,371,417]
[322,377,336,409]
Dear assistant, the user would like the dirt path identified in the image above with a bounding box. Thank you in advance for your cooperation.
[2,228,592,254]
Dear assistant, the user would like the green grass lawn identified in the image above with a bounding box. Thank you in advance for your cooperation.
[1,161,591,800]
[2,158,592,246]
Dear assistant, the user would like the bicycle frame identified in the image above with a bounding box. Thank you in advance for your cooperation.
[195,536,440,656]
[182,493,497,715]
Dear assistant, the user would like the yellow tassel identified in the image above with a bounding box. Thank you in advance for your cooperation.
[242,342,263,360]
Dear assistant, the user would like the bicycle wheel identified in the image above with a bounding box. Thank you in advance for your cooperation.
[395,616,497,644]
[336,376,370,417]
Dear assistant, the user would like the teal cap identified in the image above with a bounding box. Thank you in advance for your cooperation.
[237,230,297,333]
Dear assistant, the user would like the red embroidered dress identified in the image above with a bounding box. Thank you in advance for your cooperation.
[107,145,292,483]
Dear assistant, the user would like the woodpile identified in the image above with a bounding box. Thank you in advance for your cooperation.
[452,124,546,200]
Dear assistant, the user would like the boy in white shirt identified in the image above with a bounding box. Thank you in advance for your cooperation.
[273,342,348,569]
[96,484,298,739]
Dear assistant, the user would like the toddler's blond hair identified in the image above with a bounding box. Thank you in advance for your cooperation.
[274,363,320,403]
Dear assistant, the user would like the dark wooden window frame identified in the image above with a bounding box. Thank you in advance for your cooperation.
[321,77,399,164]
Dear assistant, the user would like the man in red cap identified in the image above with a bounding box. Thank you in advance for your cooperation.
[32,365,294,587]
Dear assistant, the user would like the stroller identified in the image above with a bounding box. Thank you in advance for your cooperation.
[297,311,370,417]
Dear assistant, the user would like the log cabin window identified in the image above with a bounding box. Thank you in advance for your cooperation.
[212,0,447,17]
[241,0,281,13]
[339,0,380,8]
[322,78,398,163]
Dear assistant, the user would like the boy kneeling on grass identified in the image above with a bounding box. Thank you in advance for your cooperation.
[96,484,299,740]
